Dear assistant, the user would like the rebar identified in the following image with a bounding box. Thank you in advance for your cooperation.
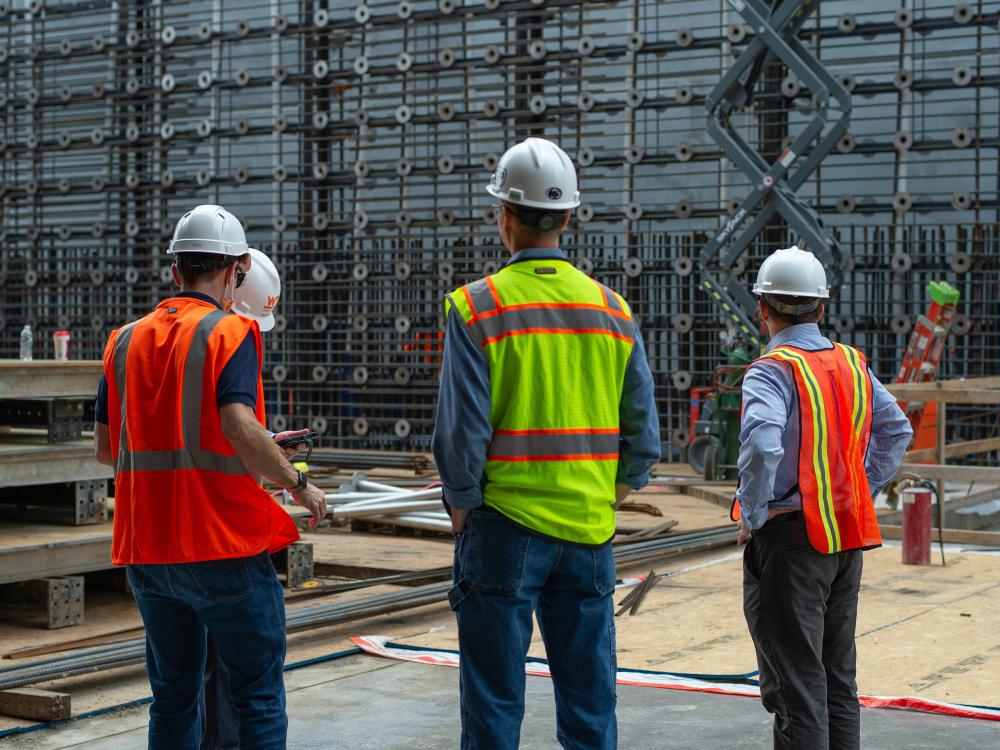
[0,524,735,690]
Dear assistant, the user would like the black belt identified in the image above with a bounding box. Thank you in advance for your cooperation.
[762,510,803,529]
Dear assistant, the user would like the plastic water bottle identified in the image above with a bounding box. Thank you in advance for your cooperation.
[19,324,33,361]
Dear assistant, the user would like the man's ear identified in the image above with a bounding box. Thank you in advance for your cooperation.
[815,302,825,323]
[170,263,182,288]
[497,205,511,246]
[757,298,769,322]
[560,209,571,232]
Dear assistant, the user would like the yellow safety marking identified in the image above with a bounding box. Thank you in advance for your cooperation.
[764,348,840,553]
[293,461,310,472]
[835,343,870,517]
[837,343,868,441]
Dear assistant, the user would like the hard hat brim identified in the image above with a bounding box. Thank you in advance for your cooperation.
[752,284,830,299]
[233,311,274,332]
[486,183,581,210]
[167,238,249,256]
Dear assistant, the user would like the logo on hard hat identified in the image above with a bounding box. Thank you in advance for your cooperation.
[494,167,508,188]
[263,295,280,314]
[546,187,562,200]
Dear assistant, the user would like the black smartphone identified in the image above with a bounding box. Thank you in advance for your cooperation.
[275,431,320,448]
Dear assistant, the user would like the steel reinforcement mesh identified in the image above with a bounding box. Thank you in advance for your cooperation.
[0,1,997,455]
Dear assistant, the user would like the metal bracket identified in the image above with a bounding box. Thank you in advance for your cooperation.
[0,398,88,443]
[272,542,314,589]
[0,576,85,629]
[0,480,108,525]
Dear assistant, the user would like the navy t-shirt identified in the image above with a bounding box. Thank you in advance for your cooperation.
[95,292,260,425]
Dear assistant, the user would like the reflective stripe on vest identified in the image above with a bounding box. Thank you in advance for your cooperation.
[112,309,248,475]
[446,258,634,545]
[465,306,635,348]
[756,343,880,554]
[488,428,620,462]
[104,297,300,565]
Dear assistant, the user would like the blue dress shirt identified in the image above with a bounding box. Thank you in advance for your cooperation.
[736,322,913,531]
[431,247,661,510]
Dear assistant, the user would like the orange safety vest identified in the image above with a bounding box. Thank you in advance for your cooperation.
[103,296,299,565]
[733,343,882,554]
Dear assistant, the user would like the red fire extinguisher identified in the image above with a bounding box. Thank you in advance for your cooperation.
[901,488,932,565]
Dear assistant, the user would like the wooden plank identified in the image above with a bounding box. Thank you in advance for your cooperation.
[0,360,103,399]
[897,464,1000,482]
[0,688,71,721]
[878,484,1000,525]
[886,375,1000,393]
[879,524,1000,547]
[885,379,1000,404]
[905,436,1000,463]
[3,626,145,661]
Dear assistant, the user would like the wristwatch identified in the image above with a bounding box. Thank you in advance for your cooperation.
[288,470,308,495]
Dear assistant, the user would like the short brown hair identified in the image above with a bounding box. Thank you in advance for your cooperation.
[174,252,236,285]
[503,202,567,235]
[762,294,823,326]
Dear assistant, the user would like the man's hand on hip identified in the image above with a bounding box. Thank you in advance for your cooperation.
[292,483,327,527]
[451,508,470,535]
[613,483,633,509]
[736,517,752,545]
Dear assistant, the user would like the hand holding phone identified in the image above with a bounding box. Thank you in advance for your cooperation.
[275,431,319,448]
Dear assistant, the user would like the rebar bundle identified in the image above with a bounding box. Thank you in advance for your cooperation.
[0,524,736,691]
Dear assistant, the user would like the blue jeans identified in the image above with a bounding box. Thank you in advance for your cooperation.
[126,551,287,750]
[450,507,618,750]
[201,633,239,750]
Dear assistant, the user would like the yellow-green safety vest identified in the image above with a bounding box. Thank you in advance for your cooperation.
[445,256,636,544]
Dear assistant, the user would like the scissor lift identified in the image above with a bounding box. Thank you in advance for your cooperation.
[689,0,851,477]
[698,0,851,348]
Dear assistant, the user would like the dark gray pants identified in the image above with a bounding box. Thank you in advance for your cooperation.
[743,512,863,750]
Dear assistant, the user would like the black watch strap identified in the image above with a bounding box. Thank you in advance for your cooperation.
[289,470,308,494]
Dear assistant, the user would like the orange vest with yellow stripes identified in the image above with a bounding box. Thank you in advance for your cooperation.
[445,257,635,544]
[739,343,882,554]
[103,296,299,564]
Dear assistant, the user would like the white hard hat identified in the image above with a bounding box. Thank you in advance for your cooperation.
[752,246,830,299]
[167,204,249,256]
[232,248,280,332]
[486,137,581,210]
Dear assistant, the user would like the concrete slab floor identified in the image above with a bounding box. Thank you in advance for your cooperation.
[3,655,996,749]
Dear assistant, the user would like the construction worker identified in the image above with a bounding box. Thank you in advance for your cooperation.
[734,246,913,750]
[93,205,327,750]
[432,137,660,750]
[231,247,283,333]
[198,246,290,750]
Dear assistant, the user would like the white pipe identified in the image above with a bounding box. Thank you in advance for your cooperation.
[331,499,444,519]
[364,514,453,532]
[355,478,413,494]
[324,487,443,506]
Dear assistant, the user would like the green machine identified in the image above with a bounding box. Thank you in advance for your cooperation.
[688,346,754,481]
